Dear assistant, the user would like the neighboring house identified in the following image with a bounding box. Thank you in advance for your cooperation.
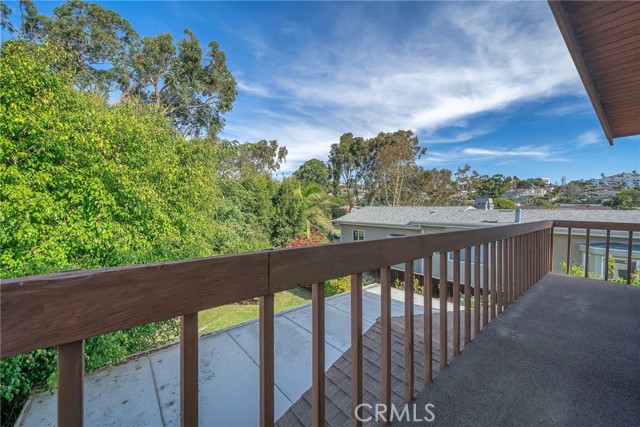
[589,172,640,189]
[503,187,548,200]
[334,206,640,285]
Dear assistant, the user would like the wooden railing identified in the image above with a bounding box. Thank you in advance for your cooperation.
[1,220,637,426]
[553,220,639,284]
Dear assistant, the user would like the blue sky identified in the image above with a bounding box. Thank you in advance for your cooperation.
[15,1,640,182]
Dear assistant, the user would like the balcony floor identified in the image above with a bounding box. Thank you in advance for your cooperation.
[396,273,640,426]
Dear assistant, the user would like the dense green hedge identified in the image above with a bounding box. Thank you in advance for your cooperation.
[0,40,251,424]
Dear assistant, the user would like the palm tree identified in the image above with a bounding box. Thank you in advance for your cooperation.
[604,193,630,210]
[300,183,334,237]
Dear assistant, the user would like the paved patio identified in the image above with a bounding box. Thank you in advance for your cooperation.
[17,284,443,427]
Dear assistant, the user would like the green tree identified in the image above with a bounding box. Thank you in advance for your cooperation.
[216,139,288,177]
[455,164,482,202]
[300,183,334,237]
[478,174,510,198]
[293,158,331,192]
[603,193,631,209]
[5,0,237,137]
[270,178,305,246]
[0,40,245,422]
[493,198,517,209]
[404,168,455,206]
[328,133,368,210]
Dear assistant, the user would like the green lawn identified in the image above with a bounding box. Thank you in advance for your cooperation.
[198,287,312,334]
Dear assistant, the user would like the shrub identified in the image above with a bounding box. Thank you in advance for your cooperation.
[324,276,351,297]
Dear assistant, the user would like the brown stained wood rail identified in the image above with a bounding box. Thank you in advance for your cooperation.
[4,220,639,427]
[553,221,639,284]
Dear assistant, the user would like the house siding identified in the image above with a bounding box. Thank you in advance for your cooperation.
[339,223,639,285]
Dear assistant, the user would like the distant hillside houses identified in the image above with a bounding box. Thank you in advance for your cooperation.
[589,172,640,188]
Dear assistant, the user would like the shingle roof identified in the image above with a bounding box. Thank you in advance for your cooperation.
[333,206,640,227]
[276,311,470,427]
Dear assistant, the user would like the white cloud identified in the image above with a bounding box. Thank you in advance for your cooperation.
[573,130,604,146]
[222,2,582,172]
[424,144,567,165]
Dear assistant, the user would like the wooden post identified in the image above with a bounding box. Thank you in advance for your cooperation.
[453,250,461,356]
[351,274,363,427]
[58,340,84,427]
[627,231,634,285]
[546,227,556,273]
[474,246,481,335]
[490,242,497,320]
[497,240,503,315]
[566,228,572,275]
[482,243,489,327]
[260,294,274,427]
[439,254,447,370]
[312,282,325,427]
[423,256,433,384]
[604,230,611,282]
[464,248,472,346]
[404,262,414,403]
[585,229,591,278]
[180,313,198,427]
[381,267,392,425]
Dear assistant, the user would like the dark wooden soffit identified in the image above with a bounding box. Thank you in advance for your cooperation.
[549,1,640,145]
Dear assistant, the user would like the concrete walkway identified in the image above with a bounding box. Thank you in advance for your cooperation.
[18,285,446,427]
[394,273,640,427]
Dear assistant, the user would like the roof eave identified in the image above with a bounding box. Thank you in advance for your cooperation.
[548,1,614,146]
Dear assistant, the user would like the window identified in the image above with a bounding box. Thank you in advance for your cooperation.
[353,229,365,241]
[387,233,406,238]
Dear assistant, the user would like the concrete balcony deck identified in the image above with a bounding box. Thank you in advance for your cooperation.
[395,273,640,426]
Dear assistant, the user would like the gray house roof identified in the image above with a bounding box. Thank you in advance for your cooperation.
[333,206,640,228]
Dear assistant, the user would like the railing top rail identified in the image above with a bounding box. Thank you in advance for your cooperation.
[5,218,638,359]
[552,220,640,232]
[1,252,268,358]
[270,220,553,292]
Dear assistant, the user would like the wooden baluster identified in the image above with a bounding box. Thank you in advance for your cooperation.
[566,228,572,275]
[423,256,433,384]
[351,273,363,427]
[439,253,448,370]
[404,262,414,403]
[533,232,536,283]
[497,240,503,314]
[381,267,392,425]
[528,233,532,289]
[312,282,325,427]
[505,238,511,308]
[464,248,472,346]
[260,295,274,427]
[180,313,198,427]
[474,246,481,335]
[627,231,634,285]
[545,227,556,273]
[585,229,591,278]
[58,340,84,427]
[453,250,461,356]
[515,236,520,300]
[482,243,489,326]
[604,230,611,282]
[490,241,497,320]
